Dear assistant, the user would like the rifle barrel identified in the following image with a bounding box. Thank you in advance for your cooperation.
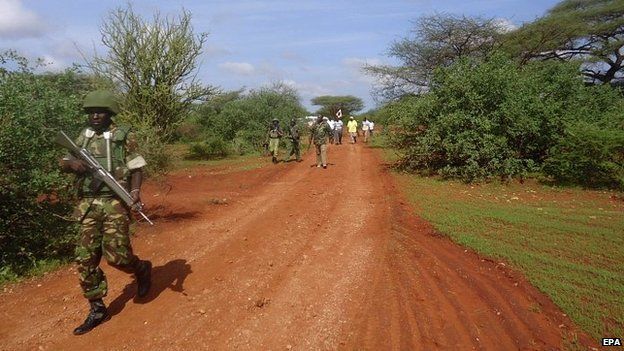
[55,130,154,226]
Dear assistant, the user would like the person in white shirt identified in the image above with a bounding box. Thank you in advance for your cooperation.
[362,117,371,143]
[369,120,375,139]
[333,118,344,144]
[324,117,335,144]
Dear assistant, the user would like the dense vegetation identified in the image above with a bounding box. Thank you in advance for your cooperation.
[382,54,624,187]
[87,6,216,174]
[369,0,624,188]
[0,51,91,281]
[178,83,308,159]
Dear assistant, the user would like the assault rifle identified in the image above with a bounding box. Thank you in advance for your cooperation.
[55,131,154,225]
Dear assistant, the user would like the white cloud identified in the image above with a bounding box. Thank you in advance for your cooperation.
[0,0,47,39]
[283,79,332,99]
[342,57,383,70]
[218,61,256,75]
[203,43,232,58]
[342,57,384,85]
[494,18,518,33]
[281,50,306,63]
[37,54,69,72]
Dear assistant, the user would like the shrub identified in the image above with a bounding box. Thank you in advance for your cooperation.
[544,121,624,189]
[0,51,90,280]
[187,137,231,160]
[385,52,624,186]
[192,85,307,152]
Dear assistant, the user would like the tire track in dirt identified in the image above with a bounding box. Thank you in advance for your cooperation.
[0,141,597,350]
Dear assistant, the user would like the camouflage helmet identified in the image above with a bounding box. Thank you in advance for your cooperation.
[83,90,120,115]
[272,118,279,123]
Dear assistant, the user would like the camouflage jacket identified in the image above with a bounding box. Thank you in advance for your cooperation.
[311,121,332,145]
[289,124,300,140]
[73,124,146,197]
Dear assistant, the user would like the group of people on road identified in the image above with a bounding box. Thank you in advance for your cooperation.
[58,90,377,336]
[266,115,376,169]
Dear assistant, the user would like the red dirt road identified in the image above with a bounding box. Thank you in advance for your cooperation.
[0,142,596,350]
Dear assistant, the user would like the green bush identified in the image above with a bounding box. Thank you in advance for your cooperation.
[544,121,624,189]
[174,119,203,142]
[188,85,307,152]
[0,51,91,281]
[385,52,624,186]
[187,137,231,159]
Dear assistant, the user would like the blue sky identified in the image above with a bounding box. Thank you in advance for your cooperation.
[0,0,561,112]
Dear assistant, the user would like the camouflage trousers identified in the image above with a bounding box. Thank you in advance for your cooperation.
[315,144,328,166]
[289,139,301,161]
[268,138,280,157]
[74,197,141,300]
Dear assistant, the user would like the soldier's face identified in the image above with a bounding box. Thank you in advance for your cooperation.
[86,108,112,132]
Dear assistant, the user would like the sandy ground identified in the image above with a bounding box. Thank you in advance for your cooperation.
[0,141,597,350]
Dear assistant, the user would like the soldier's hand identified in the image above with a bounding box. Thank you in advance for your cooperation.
[130,189,141,205]
[65,159,88,174]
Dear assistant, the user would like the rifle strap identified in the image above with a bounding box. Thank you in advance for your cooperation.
[82,128,95,148]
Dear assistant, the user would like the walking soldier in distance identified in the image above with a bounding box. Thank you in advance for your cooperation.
[309,115,333,169]
[60,90,152,335]
[268,118,284,163]
[287,118,302,162]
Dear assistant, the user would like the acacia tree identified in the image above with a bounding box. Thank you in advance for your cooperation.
[365,13,507,101]
[87,5,216,170]
[503,0,624,84]
[311,95,364,117]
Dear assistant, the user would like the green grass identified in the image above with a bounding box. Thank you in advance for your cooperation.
[377,139,624,341]
[1,258,69,286]
[167,143,266,173]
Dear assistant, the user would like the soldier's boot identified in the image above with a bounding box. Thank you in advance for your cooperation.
[73,299,109,335]
[136,260,152,298]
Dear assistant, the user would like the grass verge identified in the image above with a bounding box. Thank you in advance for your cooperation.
[375,136,624,341]
[168,143,266,173]
[1,258,70,287]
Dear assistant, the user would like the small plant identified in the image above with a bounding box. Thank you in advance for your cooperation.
[187,137,231,160]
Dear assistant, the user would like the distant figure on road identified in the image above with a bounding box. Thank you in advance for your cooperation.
[268,118,283,164]
[325,117,335,144]
[310,115,333,168]
[369,120,375,138]
[287,118,302,162]
[347,116,358,144]
[362,117,371,143]
[333,117,343,145]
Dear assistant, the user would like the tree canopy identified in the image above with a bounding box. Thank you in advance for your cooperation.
[87,5,217,171]
[311,95,364,117]
[503,0,624,84]
[365,13,508,101]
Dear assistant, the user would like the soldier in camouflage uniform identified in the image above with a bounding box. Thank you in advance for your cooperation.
[286,118,302,162]
[60,90,152,335]
[309,115,333,169]
[268,118,284,163]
